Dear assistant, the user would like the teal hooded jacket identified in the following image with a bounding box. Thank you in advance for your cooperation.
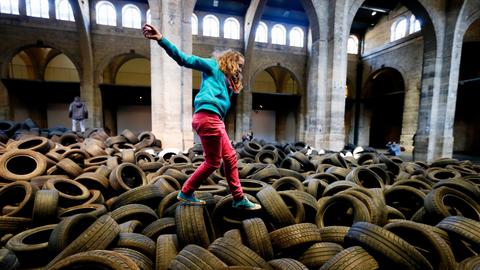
[158,37,233,119]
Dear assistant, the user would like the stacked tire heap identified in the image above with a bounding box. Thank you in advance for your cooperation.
[0,119,77,142]
[0,134,479,269]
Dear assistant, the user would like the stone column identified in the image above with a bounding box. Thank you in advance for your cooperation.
[70,0,102,130]
[149,0,194,150]
[414,3,465,162]
[304,39,329,149]
[235,0,267,142]
[400,76,420,151]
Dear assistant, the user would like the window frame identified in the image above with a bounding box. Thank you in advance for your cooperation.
[122,4,141,29]
[26,0,49,18]
[391,17,408,42]
[224,17,240,39]
[347,35,359,54]
[0,0,19,15]
[289,26,304,47]
[56,0,75,21]
[191,13,198,35]
[96,1,116,26]
[409,15,421,34]
[255,21,268,43]
[271,23,287,45]
[202,14,220,37]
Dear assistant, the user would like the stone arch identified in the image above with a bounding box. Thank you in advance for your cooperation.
[96,52,149,85]
[362,67,406,148]
[453,10,480,156]
[44,52,81,82]
[0,42,82,79]
[115,57,151,86]
[251,63,305,94]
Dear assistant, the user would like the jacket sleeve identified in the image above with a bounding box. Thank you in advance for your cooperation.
[158,37,214,74]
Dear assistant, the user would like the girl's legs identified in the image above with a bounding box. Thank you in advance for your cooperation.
[220,129,243,200]
[181,135,222,194]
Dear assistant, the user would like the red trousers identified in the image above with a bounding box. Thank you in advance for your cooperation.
[181,111,244,200]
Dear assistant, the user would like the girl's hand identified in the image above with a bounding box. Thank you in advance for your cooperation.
[143,24,163,41]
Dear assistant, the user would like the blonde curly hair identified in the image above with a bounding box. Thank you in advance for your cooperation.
[216,50,244,93]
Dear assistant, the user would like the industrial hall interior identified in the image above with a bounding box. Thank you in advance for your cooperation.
[2,1,480,270]
[1,0,480,163]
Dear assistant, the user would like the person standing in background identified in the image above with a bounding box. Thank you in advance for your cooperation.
[69,96,88,133]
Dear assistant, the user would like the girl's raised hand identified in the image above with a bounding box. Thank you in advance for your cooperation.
[142,24,163,41]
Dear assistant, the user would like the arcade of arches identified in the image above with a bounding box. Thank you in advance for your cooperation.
[1,0,480,162]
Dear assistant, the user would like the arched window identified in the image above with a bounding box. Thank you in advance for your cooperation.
[224,17,240,39]
[96,1,116,26]
[255,21,268,43]
[122,4,141,28]
[191,13,198,35]
[203,14,219,37]
[146,9,151,24]
[391,18,407,41]
[289,27,304,47]
[0,0,19,15]
[26,0,49,18]
[347,35,359,54]
[409,15,421,34]
[272,24,286,45]
[56,0,74,21]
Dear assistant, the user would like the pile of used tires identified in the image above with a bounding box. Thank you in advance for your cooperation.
[0,131,479,270]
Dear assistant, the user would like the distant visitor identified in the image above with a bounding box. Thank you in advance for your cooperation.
[68,96,88,133]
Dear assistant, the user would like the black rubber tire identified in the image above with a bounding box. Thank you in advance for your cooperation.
[46,215,120,268]
[156,234,178,270]
[319,246,379,270]
[436,216,480,247]
[256,186,296,228]
[269,223,321,251]
[208,237,272,269]
[424,186,480,223]
[48,250,140,270]
[0,149,47,181]
[170,244,227,270]
[316,194,371,227]
[242,218,274,260]
[271,176,304,192]
[297,242,344,269]
[345,167,384,188]
[5,224,56,268]
[110,203,159,225]
[318,226,350,246]
[268,258,308,270]
[0,181,37,217]
[0,248,19,270]
[457,255,480,270]
[110,185,165,210]
[141,217,176,240]
[113,247,154,270]
[113,232,156,258]
[384,186,426,220]
[175,204,216,248]
[119,220,144,233]
[345,222,433,270]
[384,220,456,270]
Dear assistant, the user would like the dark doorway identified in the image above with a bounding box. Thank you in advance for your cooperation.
[363,68,405,148]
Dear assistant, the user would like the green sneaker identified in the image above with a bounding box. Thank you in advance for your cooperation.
[232,196,261,210]
[177,191,206,205]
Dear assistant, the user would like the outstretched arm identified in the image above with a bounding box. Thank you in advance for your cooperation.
[142,24,214,74]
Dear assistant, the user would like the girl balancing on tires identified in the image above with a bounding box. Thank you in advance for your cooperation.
[143,23,261,210]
